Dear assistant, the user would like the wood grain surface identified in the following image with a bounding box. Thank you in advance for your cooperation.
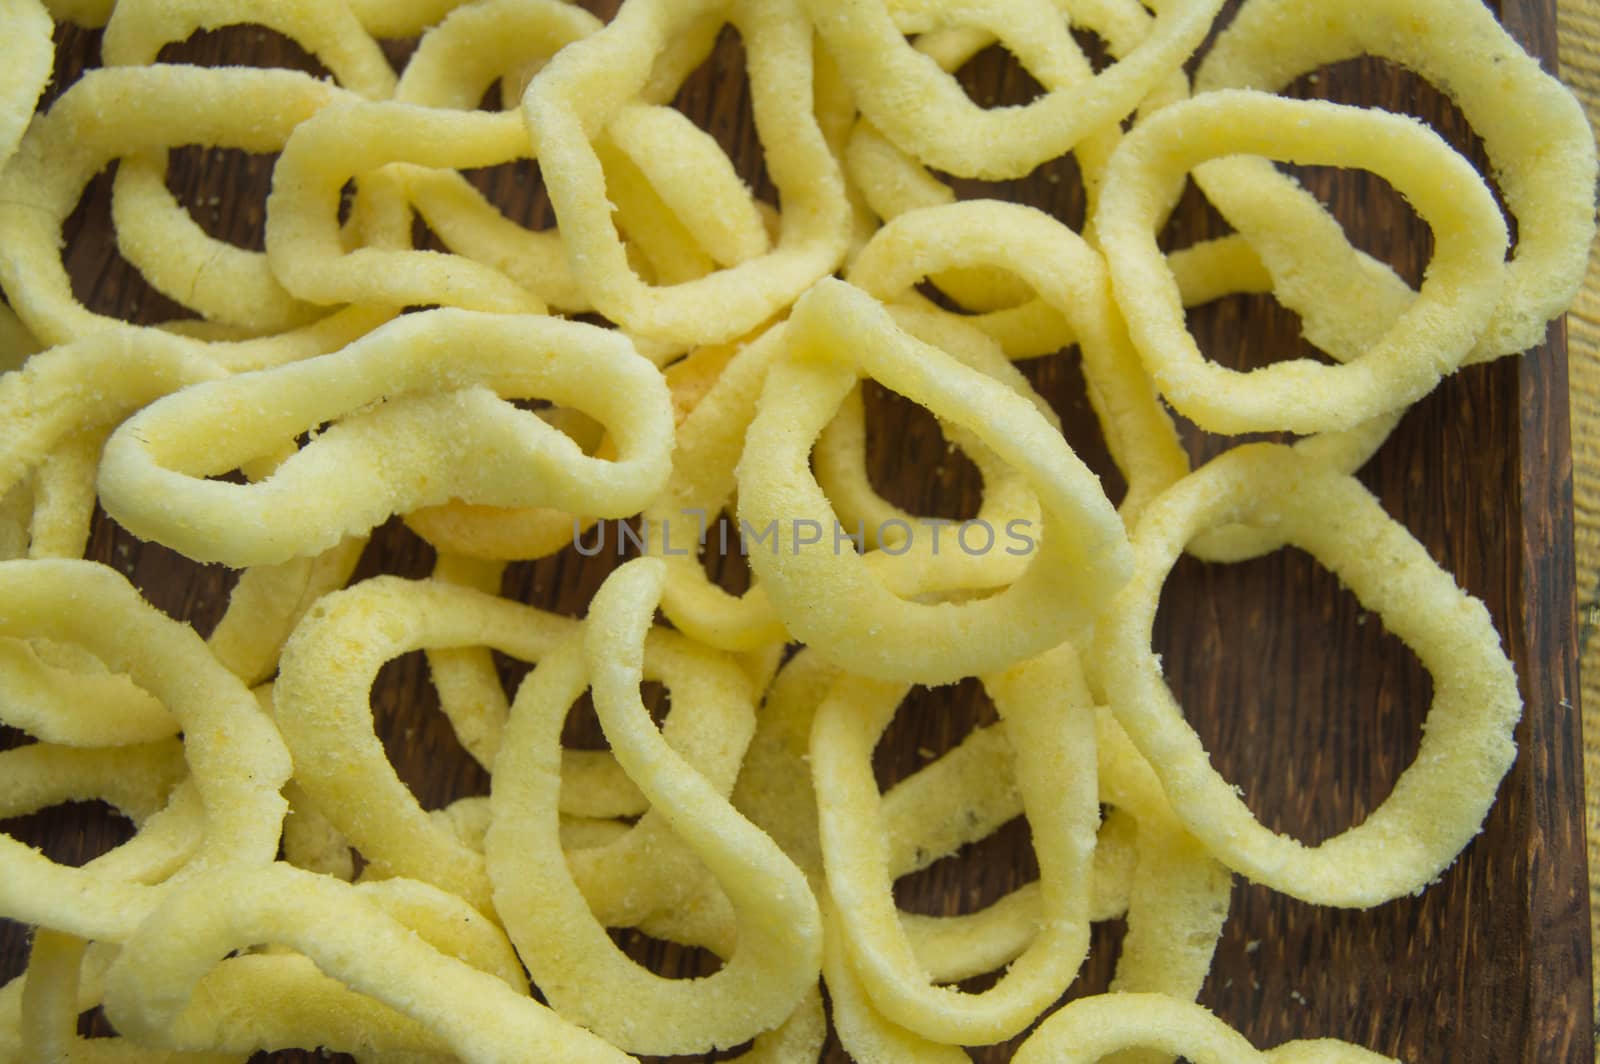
[0,1,1590,1061]
[1554,0,1600,1032]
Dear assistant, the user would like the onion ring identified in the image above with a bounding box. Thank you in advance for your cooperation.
[522,0,852,345]
[1093,90,1508,436]
[0,64,387,369]
[812,643,1096,1045]
[0,560,288,941]
[0,0,52,173]
[805,0,1219,179]
[1195,0,1597,364]
[487,560,821,1054]
[100,863,631,1063]
[98,308,673,567]
[1096,443,1521,907]
[737,278,1130,684]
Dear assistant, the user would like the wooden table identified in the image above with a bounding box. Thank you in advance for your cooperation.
[0,1,1591,1060]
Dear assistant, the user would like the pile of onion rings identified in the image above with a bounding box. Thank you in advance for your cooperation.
[0,0,1591,1059]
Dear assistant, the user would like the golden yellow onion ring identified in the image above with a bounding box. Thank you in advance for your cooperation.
[728,646,836,880]
[0,560,288,940]
[100,0,396,333]
[1096,444,1521,907]
[1092,706,1232,1010]
[0,331,227,561]
[1093,90,1507,436]
[821,901,966,1064]
[421,554,647,817]
[103,0,394,90]
[100,864,631,1063]
[1157,156,1415,561]
[844,190,1415,561]
[390,0,767,329]
[0,781,205,1064]
[98,308,673,567]
[20,873,523,1062]
[500,557,820,1054]
[847,201,1187,522]
[0,637,178,745]
[0,0,52,173]
[273,576,578,911]
[403,408,610,562]
[729,648,1140,988]
[267,99,543,314]
[276,572,765,930]
[390,0,599,313]
[0,327,364,675]
[280,780,355,883]
[0,740,186,827]
[394,0,601,110]
[737,278,1130,684]
[813,643,1096,1045]
[887,761,1039,983]
[845,193,1408,557]
[1195,0,1597,364]
[0,64,387,369]
[0,316,223,513]
[804,0,1219,179]
[841,0,1191,289]
[588,563,819,1043]
[21,929,427,1063]
[817,698,1227,1013]
[18,430,99,559]
[811,303,1048,560]
[0,560,288,934]
[417,554,513,771]
[607,105,773,270]
[522,0,852,345]
[647,312,1035,656]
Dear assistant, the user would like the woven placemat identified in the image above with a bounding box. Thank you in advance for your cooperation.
[1558,0,1600,1029]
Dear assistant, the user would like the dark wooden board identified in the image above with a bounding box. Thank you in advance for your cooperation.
[0,1,1589,1061]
